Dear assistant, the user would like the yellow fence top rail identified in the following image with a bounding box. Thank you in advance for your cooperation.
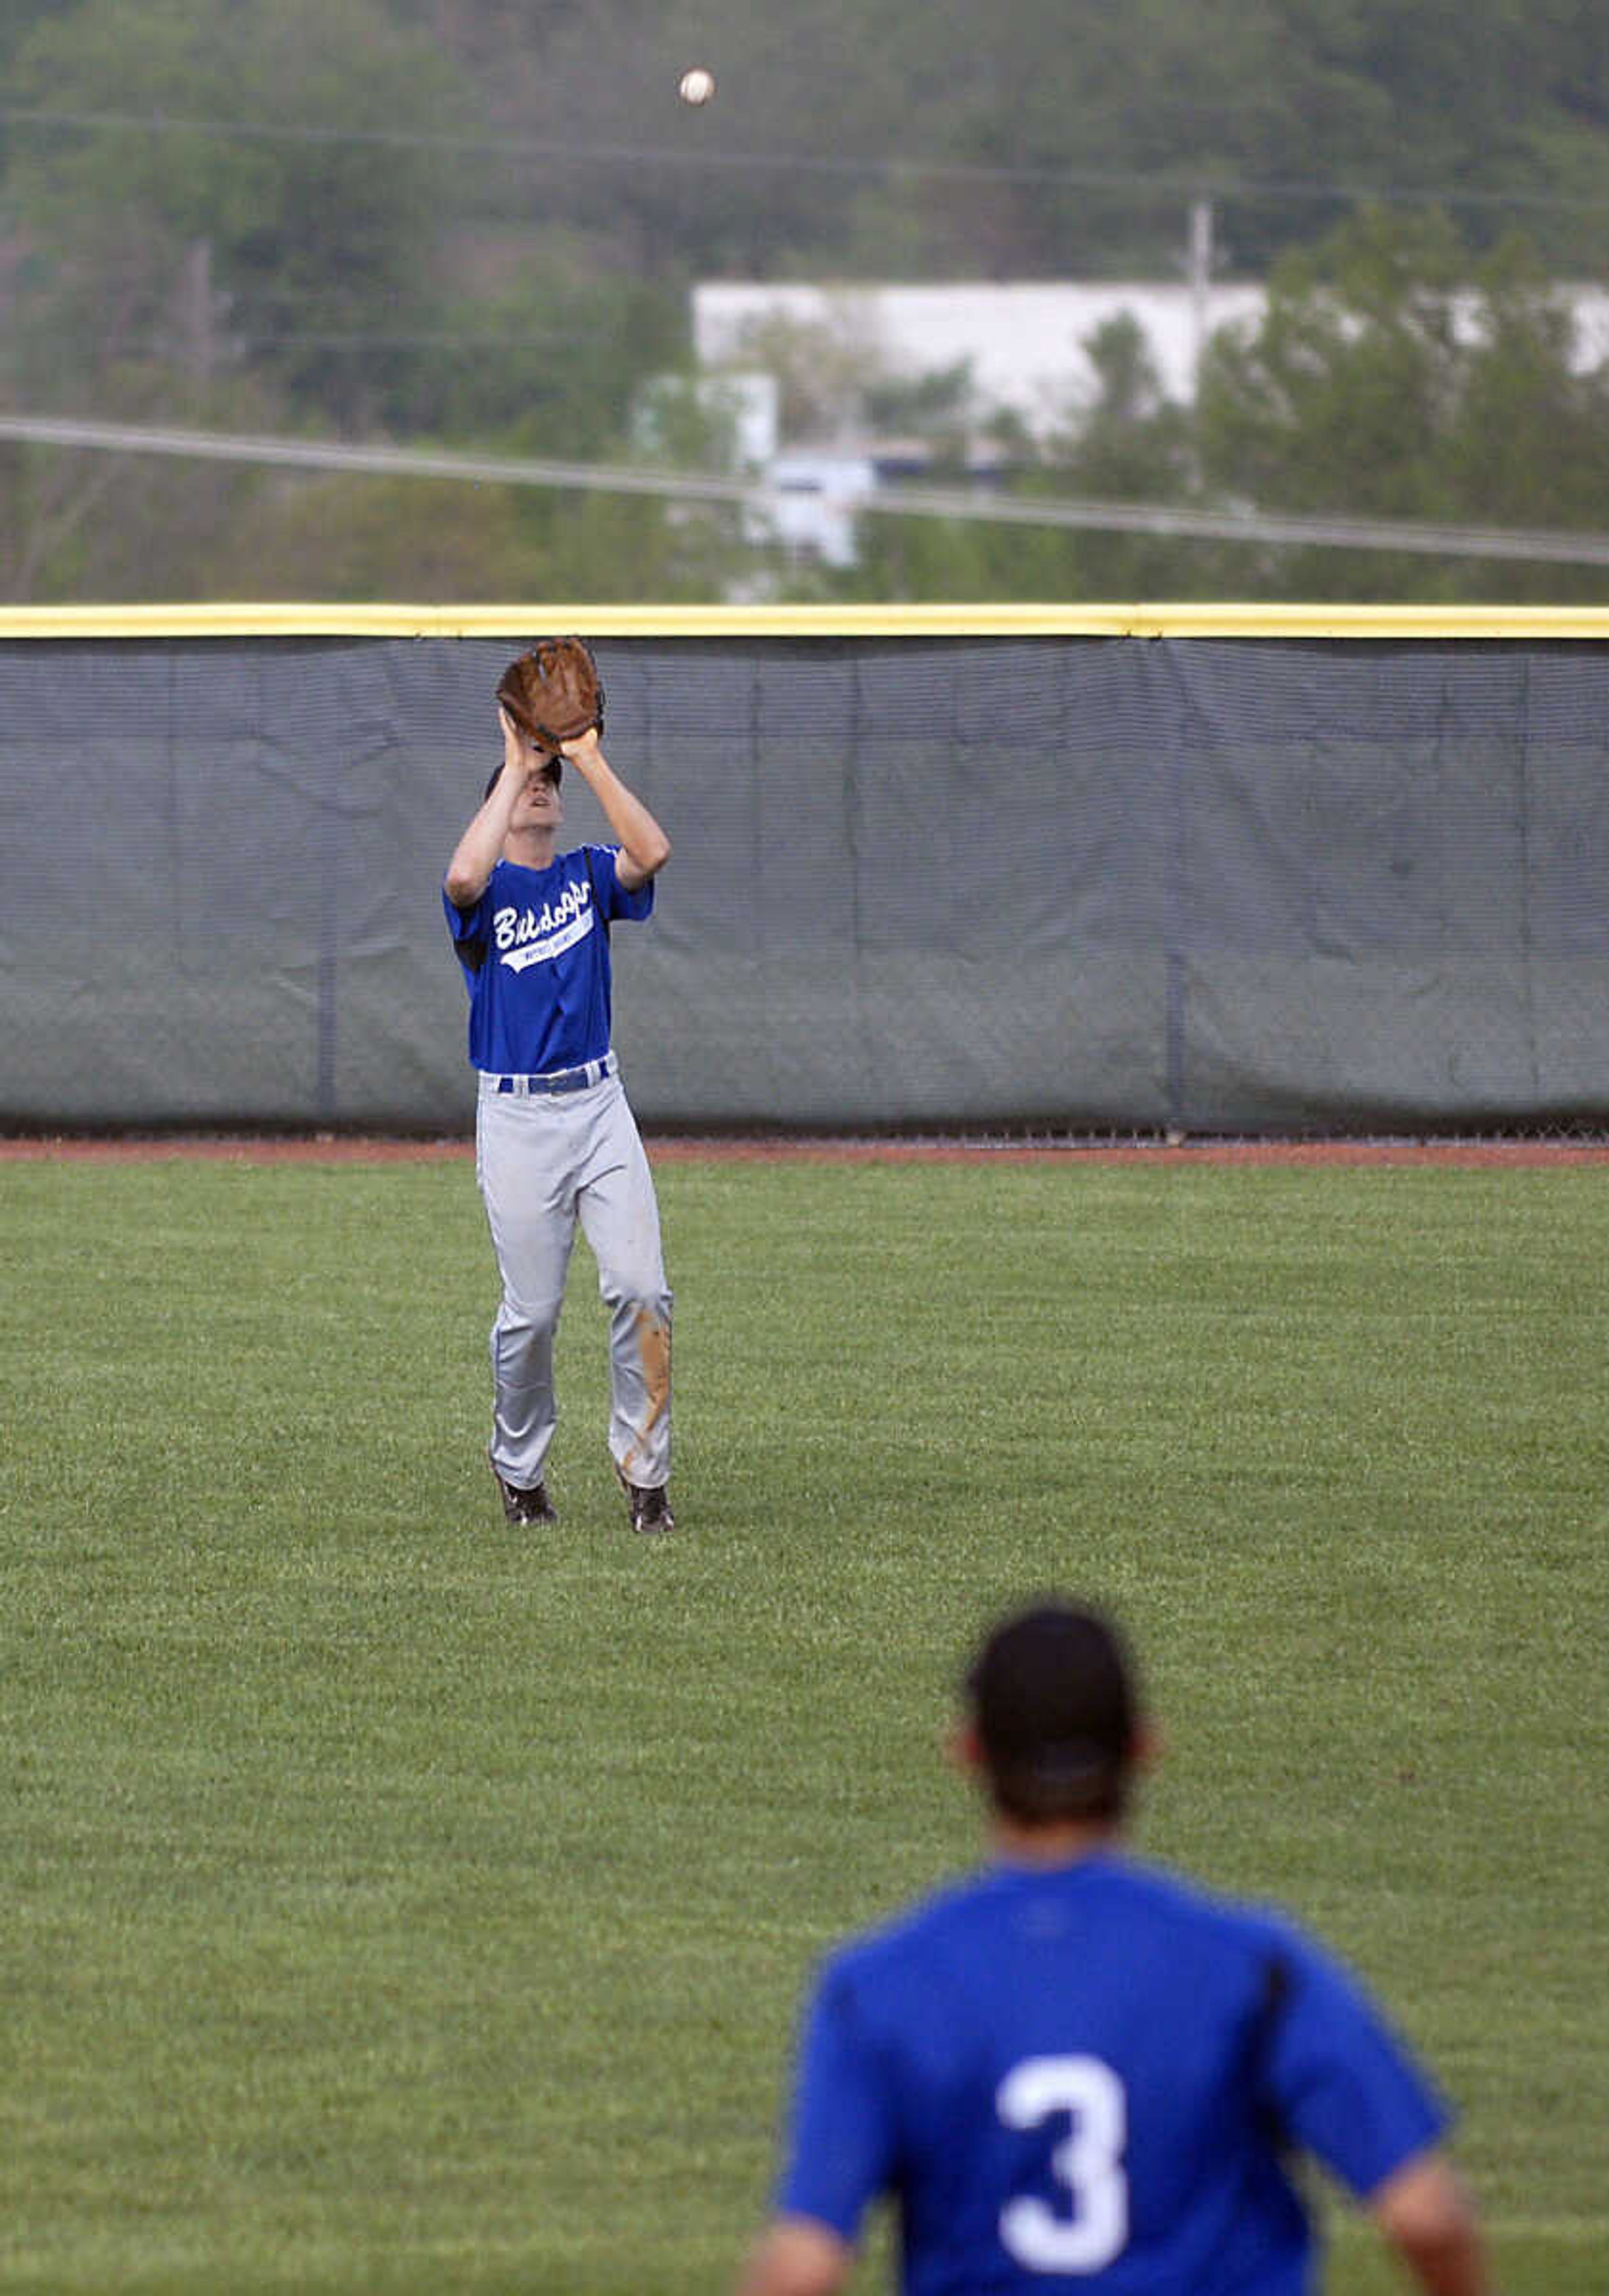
[6,602,1609,641]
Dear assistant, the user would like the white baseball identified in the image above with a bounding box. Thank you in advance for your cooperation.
[678,67,715,105]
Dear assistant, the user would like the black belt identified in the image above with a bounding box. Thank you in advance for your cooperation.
[492,1053,617,1097]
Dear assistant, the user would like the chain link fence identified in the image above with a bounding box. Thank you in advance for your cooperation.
[3,624,1606,1135]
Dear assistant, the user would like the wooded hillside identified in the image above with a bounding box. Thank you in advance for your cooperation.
[5,0,1609,600]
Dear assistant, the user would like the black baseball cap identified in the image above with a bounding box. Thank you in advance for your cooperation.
[484,753,561,800]
[966,1601,1138,1818]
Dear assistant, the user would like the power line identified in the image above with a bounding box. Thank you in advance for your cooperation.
[132,334,567,352]
[5,412,1609,567]
[5,103,1609,216]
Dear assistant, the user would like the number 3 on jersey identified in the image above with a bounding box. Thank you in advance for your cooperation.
[996,2055,1129,2273]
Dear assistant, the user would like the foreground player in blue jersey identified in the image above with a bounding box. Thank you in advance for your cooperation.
[444,700,674,1535]
[737,1602,1490,2296]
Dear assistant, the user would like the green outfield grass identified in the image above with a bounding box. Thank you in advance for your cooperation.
[2,1155,1606,2294]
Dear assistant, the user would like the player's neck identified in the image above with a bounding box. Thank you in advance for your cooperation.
[504,825,559,869]
[989,1816,1122,1866]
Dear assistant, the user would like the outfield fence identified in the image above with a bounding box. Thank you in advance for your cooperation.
[4,604,1609,1135]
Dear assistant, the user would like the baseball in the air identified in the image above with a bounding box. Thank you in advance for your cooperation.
[678,67,716,105]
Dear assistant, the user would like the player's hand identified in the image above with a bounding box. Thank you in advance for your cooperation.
[499,707,558,778]
[559,725,604,769]
[498,704,529,770]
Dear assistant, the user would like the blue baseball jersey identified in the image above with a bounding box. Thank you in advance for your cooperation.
[443,846,653,1073]
[776,1852,1449,2296]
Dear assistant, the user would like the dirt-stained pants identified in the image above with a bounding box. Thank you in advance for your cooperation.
[476,1069,672,1494]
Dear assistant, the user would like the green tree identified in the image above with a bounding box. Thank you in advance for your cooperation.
[1195,207,1609,601]
[1028,316,1230,598]
[206,470,753,603]
[1444,233,1609,531]
[1197,206,1468,519]
[385,252,688,457]
[0,385,277,601]
[5,0,466,423]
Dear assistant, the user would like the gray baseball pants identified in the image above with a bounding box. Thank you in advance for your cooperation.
[476,1068,672,1495]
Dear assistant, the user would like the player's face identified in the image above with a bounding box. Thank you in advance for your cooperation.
[511,761,563,831]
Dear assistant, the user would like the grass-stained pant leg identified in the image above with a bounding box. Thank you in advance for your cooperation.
[573,1077,673,1491]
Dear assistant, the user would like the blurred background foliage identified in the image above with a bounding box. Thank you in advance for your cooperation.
[5,0,1609,600]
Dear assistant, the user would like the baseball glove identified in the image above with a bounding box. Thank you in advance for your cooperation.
[496,637,605,750]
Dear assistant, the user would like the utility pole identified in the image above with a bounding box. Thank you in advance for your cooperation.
[1187,198,1213,397]
[176,238,218,385]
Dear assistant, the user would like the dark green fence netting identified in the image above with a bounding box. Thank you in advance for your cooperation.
[3,634,1606,1133]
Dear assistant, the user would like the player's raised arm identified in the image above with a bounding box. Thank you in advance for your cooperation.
[1368,2152,1494,2296]
[559,726,671,888]
[444,708,527,907]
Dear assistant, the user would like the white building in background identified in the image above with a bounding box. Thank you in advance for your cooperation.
[686,280,1273,563]
[693,281,1271,437]
[761,450,877,566]
[693,278,1609,440]
[682,278,1609,569]
[631,369,870,565]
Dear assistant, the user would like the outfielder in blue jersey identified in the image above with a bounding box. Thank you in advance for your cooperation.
[737,1603,1490,2296]
[444,694,675,1537]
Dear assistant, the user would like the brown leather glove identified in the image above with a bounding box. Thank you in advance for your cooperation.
[496,637,605,750]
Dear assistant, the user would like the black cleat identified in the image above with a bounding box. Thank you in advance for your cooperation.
[621,1478,675,1536]
[489,1455,559,1527]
